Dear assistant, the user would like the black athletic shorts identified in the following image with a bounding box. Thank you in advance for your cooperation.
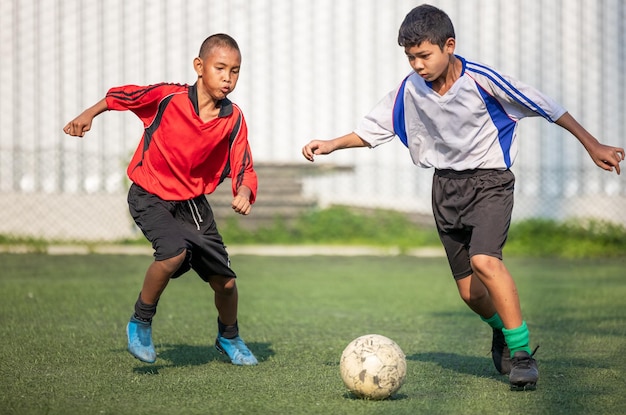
[431,169,515,280]
[127,183,236,281]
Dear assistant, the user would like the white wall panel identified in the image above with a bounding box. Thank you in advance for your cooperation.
[1,0,625,234]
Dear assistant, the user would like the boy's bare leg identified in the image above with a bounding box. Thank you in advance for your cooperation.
[456,272,511,374]
[469,254,522,329]
[209,275,257,365]
[208,276,238,326]
[470,254,538,390]
[140,250,188,305]
[455,274,496,318]
[127,250,187,363]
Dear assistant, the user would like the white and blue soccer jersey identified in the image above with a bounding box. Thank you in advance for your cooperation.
[354,56,567,170]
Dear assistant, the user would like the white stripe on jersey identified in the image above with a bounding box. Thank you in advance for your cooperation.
[354,56,567,171]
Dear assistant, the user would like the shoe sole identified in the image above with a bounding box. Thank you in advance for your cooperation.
[510,381,537,391]
[215,341,226,355]
[215,339,258,365]
[128,348,157,364]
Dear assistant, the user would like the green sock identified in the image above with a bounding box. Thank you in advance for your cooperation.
[502,321,532,357]
[481,313,504,330]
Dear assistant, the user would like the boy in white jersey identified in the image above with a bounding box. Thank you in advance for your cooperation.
[302,4,624,391]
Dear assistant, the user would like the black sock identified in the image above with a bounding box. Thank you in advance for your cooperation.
[133,293,157,323]
[218,318,239,339]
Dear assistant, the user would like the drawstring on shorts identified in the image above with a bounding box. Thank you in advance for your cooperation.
[187,199,203,230]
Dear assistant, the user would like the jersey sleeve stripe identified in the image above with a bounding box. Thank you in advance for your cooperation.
[465,62,552,120]
[218,112,242,185]
[127,94,177,175]
[474,84,516,168]
[106,84,167,102]
[392,75,411,148]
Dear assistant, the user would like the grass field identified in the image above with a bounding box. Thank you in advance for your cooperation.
[1,253,625,415]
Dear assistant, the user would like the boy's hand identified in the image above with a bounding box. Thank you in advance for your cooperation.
[63,114,93,137]
[63,98,109,137]
[590,143,624,175]
[556,112,624,175]
[302,140,334,162]
[302,133,368,161]
[232,186,252,215]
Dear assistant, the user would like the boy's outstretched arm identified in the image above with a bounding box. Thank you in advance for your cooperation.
[302,132,370,162]
[63,98,109,137]
[556,112,625,175]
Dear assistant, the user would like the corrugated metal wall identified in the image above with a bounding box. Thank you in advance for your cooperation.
[1,0,624,240]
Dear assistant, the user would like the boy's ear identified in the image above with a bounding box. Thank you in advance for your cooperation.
[193,57,203,76]
[444,37,456,53]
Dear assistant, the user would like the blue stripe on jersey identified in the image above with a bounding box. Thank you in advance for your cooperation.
[466,61,552,120]
[393,76,410,148]
[475,85,516,168]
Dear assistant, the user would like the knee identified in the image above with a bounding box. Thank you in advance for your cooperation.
[459,282,489,306]
[159,249,188,275]
[470,254,502,280]
[212,277,237,296]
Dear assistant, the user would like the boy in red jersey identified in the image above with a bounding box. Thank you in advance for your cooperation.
[64,34,258,365]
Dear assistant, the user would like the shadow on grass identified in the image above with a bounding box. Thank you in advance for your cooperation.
[407,352,508,384]
[127,341,275,371]
[342,391,409,401]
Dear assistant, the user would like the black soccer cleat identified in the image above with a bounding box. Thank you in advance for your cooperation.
[509,346,539,391]
[491,328,511,375]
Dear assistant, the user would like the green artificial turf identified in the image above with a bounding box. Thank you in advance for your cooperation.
[1,253,625,414]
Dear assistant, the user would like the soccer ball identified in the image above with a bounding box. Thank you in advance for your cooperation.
[339,334,407,400]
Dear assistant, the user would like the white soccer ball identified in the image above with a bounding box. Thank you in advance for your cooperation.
[339,334,407,400]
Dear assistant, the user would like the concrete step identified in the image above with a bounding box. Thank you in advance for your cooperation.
[206,162,352,230]
[206,194,315,207]
[212,180,304,196]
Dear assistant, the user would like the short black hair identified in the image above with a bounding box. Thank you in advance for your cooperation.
[198,33,240,59]
[398,4,455,50]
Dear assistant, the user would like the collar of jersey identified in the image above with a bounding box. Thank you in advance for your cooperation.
[188,83,233,118]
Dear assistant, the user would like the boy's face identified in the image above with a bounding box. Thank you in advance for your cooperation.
[194,46,241,100]
[404,38,455,82]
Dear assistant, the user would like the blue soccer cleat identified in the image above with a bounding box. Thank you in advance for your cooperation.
[126,317,157,363]
[215,334,258,366]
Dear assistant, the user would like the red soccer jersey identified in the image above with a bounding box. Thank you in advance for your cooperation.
[105,83,257,202]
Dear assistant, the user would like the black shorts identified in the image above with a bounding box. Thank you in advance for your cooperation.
[432,169,515,280]
[127,183,236,281]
